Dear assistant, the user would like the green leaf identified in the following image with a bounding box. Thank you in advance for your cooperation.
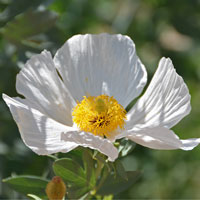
[53,158,87,187]
[1,9,58,45]
[115,160,128,180]
[94,152,107,164]
[2,175,48,198]
[67,185,90,199]
[103,194,113,200]
[93,152,111,173]
[53,156,98,199]
[118,139,136,157]
[97,171,141,196]
[83,149,96,188]
[65,146,85,164]
[0,0,42,23]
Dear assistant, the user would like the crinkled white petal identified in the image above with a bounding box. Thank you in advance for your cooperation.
[54,33,147,108]
[16,50,75,126]
[61,131,118,162]
[117,126,200,150]
[180,138,200,150]
[3,94,78,155]
[126,57,191,130]
[3,94,118,161]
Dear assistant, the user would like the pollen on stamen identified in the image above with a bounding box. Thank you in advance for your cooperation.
[72,95,126,138]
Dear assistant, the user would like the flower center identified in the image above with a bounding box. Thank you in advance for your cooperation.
[72,95,126,138]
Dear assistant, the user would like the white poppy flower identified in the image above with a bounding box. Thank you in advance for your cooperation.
[3,34,200,162]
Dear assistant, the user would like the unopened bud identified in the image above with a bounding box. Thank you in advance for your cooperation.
[45,176,66,200]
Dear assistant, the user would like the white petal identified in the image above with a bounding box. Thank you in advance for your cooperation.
[3,94,118,161]
[16,50,75,126]
[54,33,147,108]
[117,127,200,150]
[180,138,200,150]
[3,94,78,155]
[126,57,191,130]
[61,131,118,162]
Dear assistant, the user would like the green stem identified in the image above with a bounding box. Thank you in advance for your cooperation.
[95,166,109,193]
[95,159,105,180]
[46,154,58,160]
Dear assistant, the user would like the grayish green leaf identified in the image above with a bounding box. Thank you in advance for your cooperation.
[1,9,58,45]
[83,149,96,188]
[97,171,141,195]
[53,158,87,186]
[118,139,136,157]
[3,175,48,198]
[115,160,128,180]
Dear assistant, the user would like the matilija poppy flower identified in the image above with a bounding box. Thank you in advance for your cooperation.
[3,34,200,161]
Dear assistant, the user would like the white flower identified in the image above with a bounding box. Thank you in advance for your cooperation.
[3,34,200,162]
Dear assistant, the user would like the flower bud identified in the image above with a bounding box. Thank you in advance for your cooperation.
[45,176,66,200]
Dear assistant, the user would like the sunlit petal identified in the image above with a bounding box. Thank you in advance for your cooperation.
[61,131,118,161]
[126,57,191,130]
[54,33,147,108]
[117,126,200,150]
[16,50,75,126]
[3,94,78,155]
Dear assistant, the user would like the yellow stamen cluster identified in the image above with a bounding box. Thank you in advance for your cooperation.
[72,95,126,138]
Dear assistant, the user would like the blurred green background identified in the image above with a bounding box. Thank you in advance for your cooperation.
[0,0,200,199]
